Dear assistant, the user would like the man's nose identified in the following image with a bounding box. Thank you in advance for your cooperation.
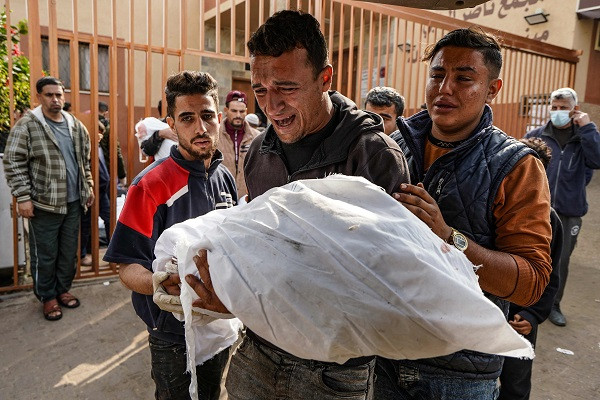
[266,92,284,114]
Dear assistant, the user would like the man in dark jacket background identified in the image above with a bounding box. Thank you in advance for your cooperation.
[382,27,552,399]
[525,87,600,326]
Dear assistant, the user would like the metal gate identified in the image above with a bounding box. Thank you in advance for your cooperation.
[0,0,579,292]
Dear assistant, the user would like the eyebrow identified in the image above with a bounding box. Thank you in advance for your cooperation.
[430,65,477,73]
[177,110,215,118]
[251,80,299,89]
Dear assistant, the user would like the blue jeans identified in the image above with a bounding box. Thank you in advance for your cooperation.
[374,358,499,400]
[148,335,229,400]
[226,334,375,400]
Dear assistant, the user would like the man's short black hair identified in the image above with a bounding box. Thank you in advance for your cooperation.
[365,87,405,117]
[36,76,64,93]
[63,102,71,112]
[423,27,502,79]
[165,71,219,118]
[157,99,163,116]
[99,101,109,113]
[247,10,329,78]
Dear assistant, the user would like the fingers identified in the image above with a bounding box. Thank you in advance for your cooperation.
[163,274,181,296]
[194,250,213,292]
[186,274,212,305]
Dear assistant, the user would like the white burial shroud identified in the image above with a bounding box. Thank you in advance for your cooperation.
[154,175,534,365]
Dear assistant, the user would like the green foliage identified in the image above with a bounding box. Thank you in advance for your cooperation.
[1,8,30,151]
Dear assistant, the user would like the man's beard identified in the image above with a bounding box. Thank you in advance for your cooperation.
[179,134,217,161]
[230,118,244,128]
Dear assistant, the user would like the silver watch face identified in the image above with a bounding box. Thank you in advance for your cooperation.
[453,231,468,251]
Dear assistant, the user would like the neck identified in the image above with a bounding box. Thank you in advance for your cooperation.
[307,97,334,136]
[43,110,63,123]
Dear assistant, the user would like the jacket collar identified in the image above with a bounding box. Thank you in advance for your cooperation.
[31,105,75,132]
[541,120,580,142]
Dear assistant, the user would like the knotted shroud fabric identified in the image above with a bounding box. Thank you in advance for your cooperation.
[154,175,533,369]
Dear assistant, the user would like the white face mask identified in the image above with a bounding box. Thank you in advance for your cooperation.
[549,110,572,128]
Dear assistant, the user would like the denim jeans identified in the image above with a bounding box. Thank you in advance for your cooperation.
[374,358,499,400]
[226,334,375,400]
[148,335,230,400]
[29,201,81,302]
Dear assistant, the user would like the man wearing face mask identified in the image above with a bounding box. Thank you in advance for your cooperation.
[525,87,600,326]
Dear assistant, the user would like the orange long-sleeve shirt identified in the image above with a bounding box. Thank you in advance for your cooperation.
[424,141,552,306]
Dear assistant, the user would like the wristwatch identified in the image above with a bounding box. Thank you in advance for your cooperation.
[448,228,468,252]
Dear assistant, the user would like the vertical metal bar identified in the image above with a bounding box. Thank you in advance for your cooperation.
[5,0,18,280]
[27,0,43,102]
[314,0,322,32]
[376,13,383,89]
[128,0,136,183]
[231,0,236,56]
[48,0,59,77]
[508,48,517,132]
[558,61,565,91]
[356,8,364,103]
[336,3,345,92]
[534,55,543,128]
[498,48,509,132]
[6,0,14,128]
[406,21,416,114]
[383,15,391,87]
[568,62,576,89]
[399,19,408,98]
[145,0,152,118]
[522,52,533,131]
[366,11,374,92]
[181,0,187,70]
[516,51,527,136]
[391,17,399,92]
[328,0,334,72]
[245,0,250,58]
[216,0,221,54]
[199,0,205,51]
[510,50,522,137]
[90,0,100,273]
[11,197,19,285]
[109,0,119,257]
[347,6,355,102]
[71,0,80,114]
[162,0,168,93]
[259,0,265,26]
[413,23,424,113]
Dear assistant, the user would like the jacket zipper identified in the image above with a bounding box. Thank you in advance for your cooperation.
[436,178,444,196]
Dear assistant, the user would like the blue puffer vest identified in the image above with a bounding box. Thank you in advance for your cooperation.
[391,106,535,379]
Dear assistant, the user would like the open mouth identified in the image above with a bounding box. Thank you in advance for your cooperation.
[273,115,295,128]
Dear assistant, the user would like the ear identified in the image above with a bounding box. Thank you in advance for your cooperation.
[320,65,333,92]
[485,78,502,104]
[218,112,222,123]
[574,105,580,111]
[166,116,175,130]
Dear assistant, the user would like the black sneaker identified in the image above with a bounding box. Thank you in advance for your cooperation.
[549,307,566,326]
